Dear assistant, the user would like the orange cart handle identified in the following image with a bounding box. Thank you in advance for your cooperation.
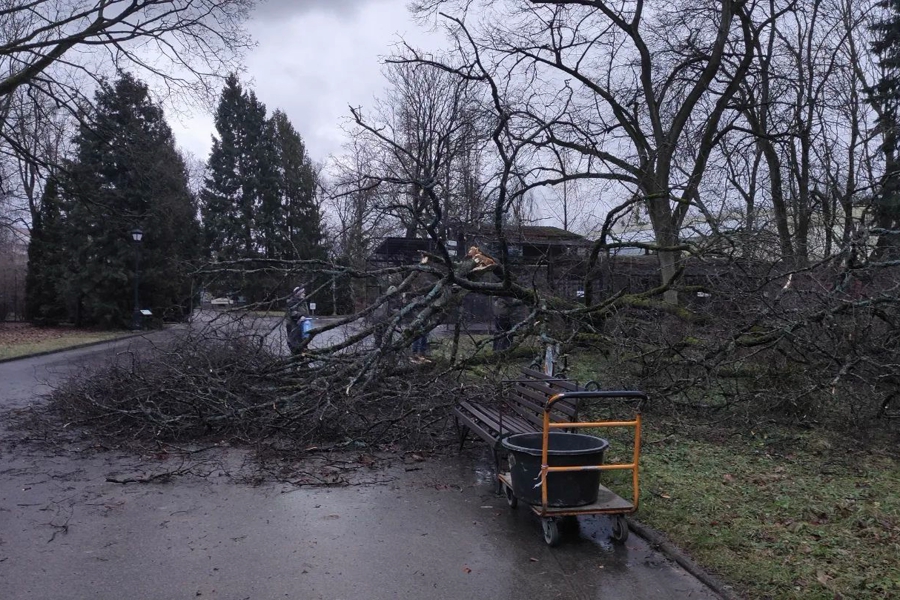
[539,390,647,514]
[545,390,648,412]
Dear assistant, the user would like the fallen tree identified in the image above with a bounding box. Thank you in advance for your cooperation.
[47,327,498,452]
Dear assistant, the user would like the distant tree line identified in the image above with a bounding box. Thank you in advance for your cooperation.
[0,0,257,327]
[335,0,900,301]
[23,72,326,327]
[200,74,327,306]
[26,74,199,326]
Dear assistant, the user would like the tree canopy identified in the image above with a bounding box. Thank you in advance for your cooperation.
[201,75,325,302]
[27,73,200,327]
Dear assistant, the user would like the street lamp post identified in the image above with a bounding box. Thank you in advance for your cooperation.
[131,228,143,330]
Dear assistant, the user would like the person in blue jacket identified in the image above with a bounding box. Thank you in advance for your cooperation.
[286,287,310,354]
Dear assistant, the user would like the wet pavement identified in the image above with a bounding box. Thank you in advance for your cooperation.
[0,336,721,600]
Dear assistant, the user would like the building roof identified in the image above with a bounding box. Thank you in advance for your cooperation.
[371,237,436,257]
[370,224,594,264]
[466,224,592,246]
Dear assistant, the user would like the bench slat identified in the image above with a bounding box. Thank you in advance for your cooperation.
[518,378,578,400]
[511,384,577,418]
[505,402,546,428]
[452,407,497,446]
[520,368,581,391]
[458,400,532,436]
[507,392,570,427]
[454,369,592,451]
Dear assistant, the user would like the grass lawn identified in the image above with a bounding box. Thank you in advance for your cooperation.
[0,323,134,360]
[605,423,900,599]
[565,350,900,598]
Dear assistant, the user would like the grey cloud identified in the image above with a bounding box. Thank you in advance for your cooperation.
[172,0,440,164]
[242,0,435,161]
[253,0,390,19]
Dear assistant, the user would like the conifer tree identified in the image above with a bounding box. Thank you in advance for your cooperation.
[201,77,327,302]
[202,77,281,261]
[24,177,68,324]
[201,74,247,260]
[57,73,200,327]
[243,90,281,259]
[870,0,900,256]
[270,109,325,261]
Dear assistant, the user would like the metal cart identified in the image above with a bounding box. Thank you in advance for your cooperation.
[498,390,648,546]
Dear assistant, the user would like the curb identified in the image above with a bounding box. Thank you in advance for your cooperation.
[0,330,154,365]
[627,517,743,600]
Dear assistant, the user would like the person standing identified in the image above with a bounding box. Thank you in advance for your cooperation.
[400,291,430,362]
[411,330,429,358]
[371,285,397,349]
[286,287,309,354]
[492,295,514,352]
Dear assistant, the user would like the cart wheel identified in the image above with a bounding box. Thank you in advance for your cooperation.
[505,486,518,509]
[611,515,629,544]
[542,518,561,547]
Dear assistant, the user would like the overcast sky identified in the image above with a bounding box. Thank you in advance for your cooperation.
[170,0,441,166]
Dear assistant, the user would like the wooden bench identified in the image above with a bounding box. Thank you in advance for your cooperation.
[453,367,597,478]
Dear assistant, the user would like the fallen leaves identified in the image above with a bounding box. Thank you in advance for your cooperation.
[0,323,116,346]
[0,323,127,360]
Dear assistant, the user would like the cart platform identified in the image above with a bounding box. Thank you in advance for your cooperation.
[498,472,634,516]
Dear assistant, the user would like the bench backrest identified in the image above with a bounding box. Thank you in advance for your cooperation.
[521,367,581,391]
[502,368,582,429]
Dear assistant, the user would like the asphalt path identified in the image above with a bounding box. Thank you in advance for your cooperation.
[0,330,721,600]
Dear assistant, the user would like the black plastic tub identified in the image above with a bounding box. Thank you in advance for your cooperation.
[501,432,610,507]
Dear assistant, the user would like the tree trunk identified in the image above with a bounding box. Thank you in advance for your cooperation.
[760,139,794,259]
[658,249,681,305]
[645,184,682,304]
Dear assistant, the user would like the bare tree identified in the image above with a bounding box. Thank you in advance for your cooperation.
[0,0,254,227]
[0,87,70,229]
[325,136,396,309]
[0,0,253,105]
[412,0,762,303]
[347,55,489,240]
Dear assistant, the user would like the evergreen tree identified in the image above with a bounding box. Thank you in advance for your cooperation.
[202,77,281,262]
[24,177,68,324]
[270,110,325,261]
[57,73,200,327]
[243,90,281,259]
[201,77,327,302]
[870,0,900,256]
[201,74,246,261]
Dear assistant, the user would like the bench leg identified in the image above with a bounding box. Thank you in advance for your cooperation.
[493,446,503,494]
[454,416,470,453]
